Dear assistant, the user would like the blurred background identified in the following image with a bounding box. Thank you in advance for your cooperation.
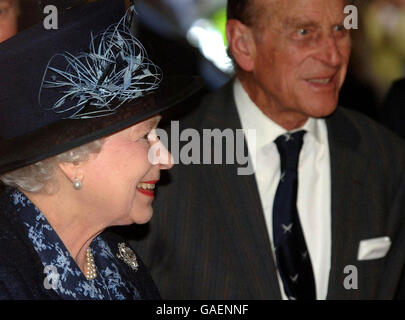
[1,0,405,126]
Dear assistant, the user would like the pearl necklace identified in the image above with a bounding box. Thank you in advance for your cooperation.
[85,248,97,280]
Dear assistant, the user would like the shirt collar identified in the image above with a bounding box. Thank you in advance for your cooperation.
[233,79,326,149]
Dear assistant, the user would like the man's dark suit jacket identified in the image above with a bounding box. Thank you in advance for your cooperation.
[131,82,405,299]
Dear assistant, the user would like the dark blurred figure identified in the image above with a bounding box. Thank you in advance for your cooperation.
[339,0,405,122]
[133,0,230,91]
[339,62,380,121]
[0,0,18,42]
[381,78,405,139]
[360,0,405,99]
[135,18,200,82]
[17,0,39,31]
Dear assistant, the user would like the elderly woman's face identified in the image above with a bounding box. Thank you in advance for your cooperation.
[0,0,18,43]
[79,115,172,225]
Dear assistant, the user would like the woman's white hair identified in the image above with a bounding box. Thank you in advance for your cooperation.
[0,139,104,193]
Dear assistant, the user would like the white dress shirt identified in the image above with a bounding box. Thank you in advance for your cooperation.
[233,79,331,300]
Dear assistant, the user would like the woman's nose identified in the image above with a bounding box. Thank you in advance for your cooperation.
[158,142,174,170]
[148,133,174,169]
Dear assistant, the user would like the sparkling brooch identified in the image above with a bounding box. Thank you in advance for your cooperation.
[117,243,139,272]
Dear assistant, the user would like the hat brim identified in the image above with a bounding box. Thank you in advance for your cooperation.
[0,75,204,175]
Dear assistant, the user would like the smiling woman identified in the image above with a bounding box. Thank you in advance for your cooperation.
[0,0,202,300]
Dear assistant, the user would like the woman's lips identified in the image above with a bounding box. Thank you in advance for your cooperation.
[136,180,158,197]
[137,189,155,197]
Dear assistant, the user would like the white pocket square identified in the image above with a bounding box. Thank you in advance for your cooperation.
[357,237,391,261]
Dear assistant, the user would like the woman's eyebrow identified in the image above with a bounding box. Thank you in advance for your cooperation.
[152,115,162,127]
[139,116,162,133]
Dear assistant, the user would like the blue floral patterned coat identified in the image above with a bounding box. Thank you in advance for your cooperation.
[0,187,160,300]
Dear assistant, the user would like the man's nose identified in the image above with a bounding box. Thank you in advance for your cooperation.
[315,33,344,67]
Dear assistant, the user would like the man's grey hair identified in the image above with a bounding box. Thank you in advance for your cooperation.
[0,139,104,194]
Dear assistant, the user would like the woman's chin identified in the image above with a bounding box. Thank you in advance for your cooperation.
[130,208,154,225]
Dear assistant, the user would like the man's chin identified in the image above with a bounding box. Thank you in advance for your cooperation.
[303,99,339,119]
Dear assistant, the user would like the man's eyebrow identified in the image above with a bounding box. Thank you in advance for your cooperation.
[283,18,320,29]
[282,17,345,30]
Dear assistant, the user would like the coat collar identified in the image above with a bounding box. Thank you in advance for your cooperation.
[0,187,159,300]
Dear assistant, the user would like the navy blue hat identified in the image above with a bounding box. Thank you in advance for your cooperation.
[0,0,203,175]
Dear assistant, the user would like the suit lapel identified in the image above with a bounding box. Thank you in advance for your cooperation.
[325,109,370,299]
[201,83,282,299]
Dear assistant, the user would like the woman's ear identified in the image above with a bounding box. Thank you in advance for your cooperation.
[226,19,256,72]
[58,161,84,185]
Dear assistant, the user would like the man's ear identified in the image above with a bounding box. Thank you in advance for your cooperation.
[226,19,256,72]
[58,161,84,185]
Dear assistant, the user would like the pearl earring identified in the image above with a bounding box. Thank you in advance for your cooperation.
[73,178,82,190]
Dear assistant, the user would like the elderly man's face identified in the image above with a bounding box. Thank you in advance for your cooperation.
[248,0,351,124]
[0,0,18,43]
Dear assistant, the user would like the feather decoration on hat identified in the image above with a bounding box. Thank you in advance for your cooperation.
[39,5,162,119]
